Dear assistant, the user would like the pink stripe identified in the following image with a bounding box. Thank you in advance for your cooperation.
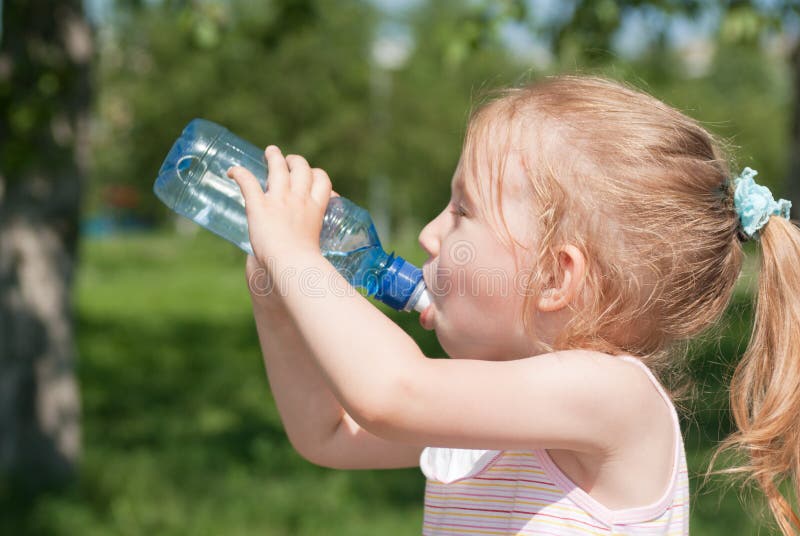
[489,462,544,469]
[426,490,564,502]
[424,520,558,534]
[425,528,575,536]
[474,475,557,486]
[424,520,508,531]
[426,488,563,502]
[426,489,553,501]
[425,503,609,531]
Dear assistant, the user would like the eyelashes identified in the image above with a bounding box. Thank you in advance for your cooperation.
[449,203,468,218]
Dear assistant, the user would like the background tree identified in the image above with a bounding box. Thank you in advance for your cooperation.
[0,0,92,486]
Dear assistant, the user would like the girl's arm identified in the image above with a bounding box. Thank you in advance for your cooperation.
[229,148,652,455]
[247,255,423,470]
[258,250,651,454]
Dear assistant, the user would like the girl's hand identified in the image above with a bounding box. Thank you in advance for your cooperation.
[227,145,332,267]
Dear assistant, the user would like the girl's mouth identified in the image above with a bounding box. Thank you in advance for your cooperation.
[419,304,434,331]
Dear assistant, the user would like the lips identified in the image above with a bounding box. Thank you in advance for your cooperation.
[419,304,434,330]
[419,261,435,331]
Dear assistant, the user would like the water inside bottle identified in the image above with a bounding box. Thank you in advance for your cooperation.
[175,156,391,296]
[178,168,253,253]
[323,243,386,296]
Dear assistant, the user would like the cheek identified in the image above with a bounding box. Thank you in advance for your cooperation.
[429,242,467,298]
[429,262,457,304]
[437,262,523,321]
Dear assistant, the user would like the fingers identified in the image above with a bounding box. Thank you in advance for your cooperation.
[264,145,289,195]
[262,145,334,207]
[227,166,265,209]
[286,154,313,194]
[310,168,332,207]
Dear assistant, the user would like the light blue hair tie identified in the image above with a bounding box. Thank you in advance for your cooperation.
[732,167,792,240]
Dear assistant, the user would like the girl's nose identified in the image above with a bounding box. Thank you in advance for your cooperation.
[418,213,442,258]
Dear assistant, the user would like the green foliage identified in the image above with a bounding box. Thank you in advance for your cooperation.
[92,0,377,220]
[655,43,792,187]
[382,0,523,224]
[89,0,797,231]
[575,41,793,189]
[88,0,526,228]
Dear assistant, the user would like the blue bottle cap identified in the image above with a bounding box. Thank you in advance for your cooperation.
[374,255,424,311]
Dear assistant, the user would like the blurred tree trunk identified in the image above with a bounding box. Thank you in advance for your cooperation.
[0,0,92,486]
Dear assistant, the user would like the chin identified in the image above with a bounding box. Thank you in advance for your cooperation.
[437,336,485,360]
[437,334,464,359]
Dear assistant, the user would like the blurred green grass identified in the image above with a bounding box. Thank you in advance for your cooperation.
[0,229,775,534]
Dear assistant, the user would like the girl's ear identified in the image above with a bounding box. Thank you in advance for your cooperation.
[537,245,586,312]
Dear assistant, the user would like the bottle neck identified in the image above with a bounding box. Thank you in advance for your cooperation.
[373,253,426,311]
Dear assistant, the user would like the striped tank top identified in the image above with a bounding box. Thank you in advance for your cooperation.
[419,356,689,535]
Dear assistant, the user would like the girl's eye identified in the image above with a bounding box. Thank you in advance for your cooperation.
[450,203,468,218]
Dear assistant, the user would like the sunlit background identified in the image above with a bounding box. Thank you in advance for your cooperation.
[2,0,799,534]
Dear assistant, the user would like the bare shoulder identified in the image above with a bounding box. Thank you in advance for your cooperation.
[592,351,674,412]
[590,351,677,459]
[563,349,668,396]
[543,349,666,402]
[556,349,675,441]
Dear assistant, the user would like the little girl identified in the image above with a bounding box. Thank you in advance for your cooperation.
[227,75,797,535]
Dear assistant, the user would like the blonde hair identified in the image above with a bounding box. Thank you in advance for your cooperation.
[459,75,800,532]
[715,215,800,535]
[460,75,740,374]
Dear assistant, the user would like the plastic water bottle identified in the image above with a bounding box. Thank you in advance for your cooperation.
[153,118,431,313]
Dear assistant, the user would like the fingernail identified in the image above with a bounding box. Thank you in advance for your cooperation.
[266,145,279,154]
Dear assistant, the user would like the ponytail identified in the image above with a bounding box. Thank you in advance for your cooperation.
[716,215,800,534]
